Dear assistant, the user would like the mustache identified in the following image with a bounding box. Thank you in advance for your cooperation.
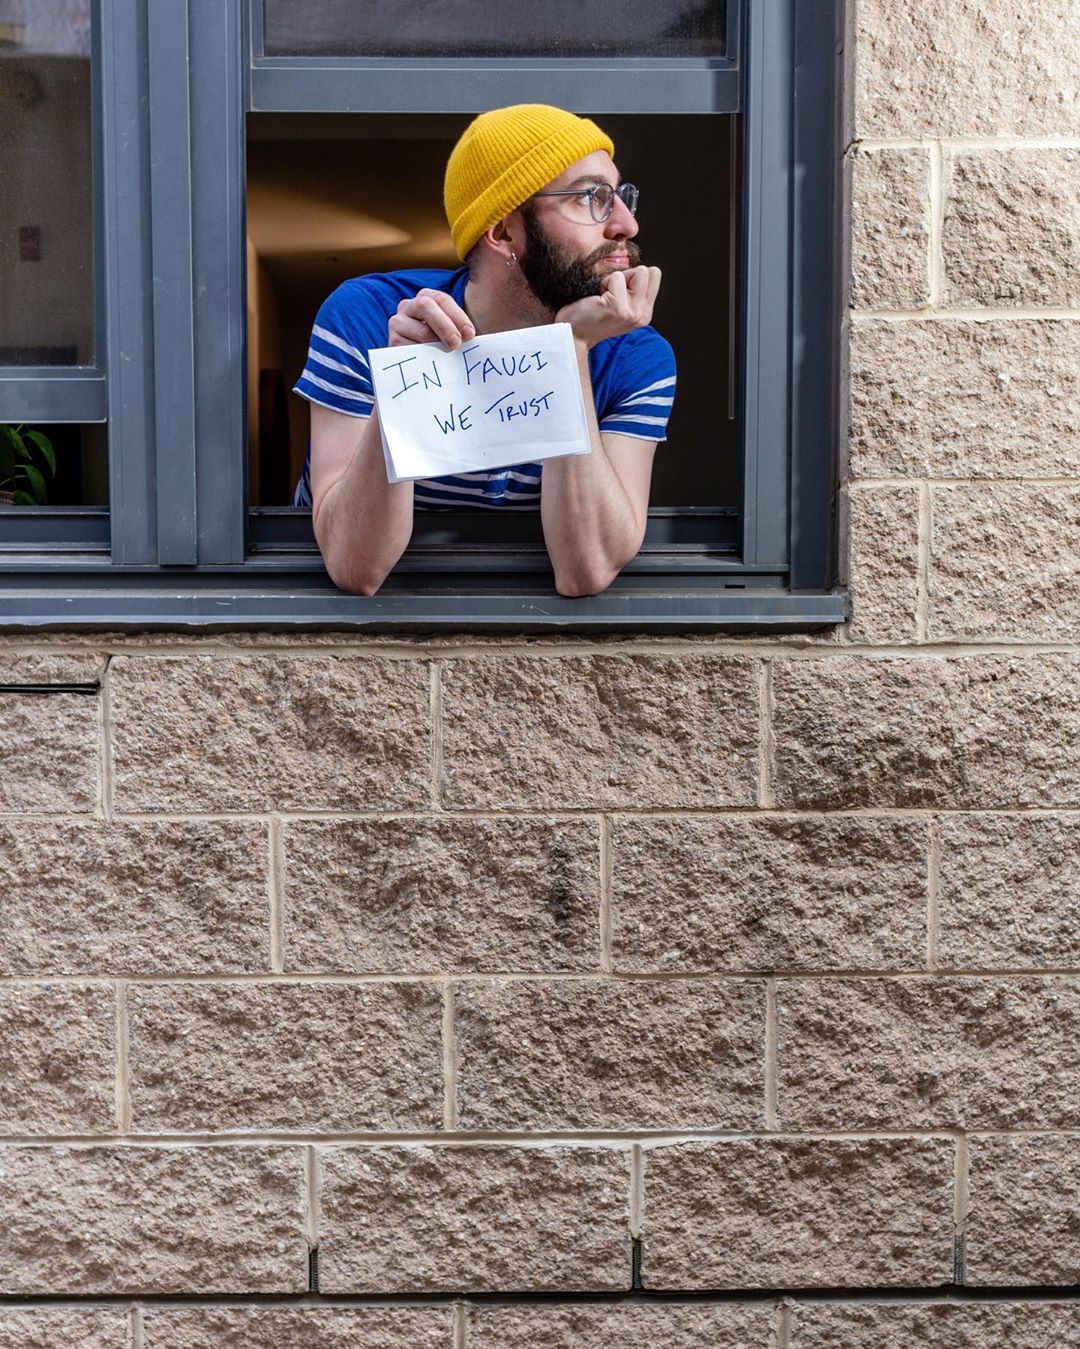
[586,240,643,267]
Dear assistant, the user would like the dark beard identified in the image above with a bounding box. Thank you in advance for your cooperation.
[519,206,642,313]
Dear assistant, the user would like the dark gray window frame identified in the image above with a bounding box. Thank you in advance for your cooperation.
[0,0,847,632]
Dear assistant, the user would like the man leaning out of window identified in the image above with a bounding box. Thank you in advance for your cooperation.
[291,103,676,597]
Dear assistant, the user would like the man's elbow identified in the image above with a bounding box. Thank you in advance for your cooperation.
[554,562,621,598]
[323,551,392,597]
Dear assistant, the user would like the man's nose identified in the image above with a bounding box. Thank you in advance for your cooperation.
[604,194,639,239]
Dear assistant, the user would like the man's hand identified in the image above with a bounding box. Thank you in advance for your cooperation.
[555,265,662,349]
[387,288,476,348]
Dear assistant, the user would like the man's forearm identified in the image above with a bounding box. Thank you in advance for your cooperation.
[540,341,645,596]
[313,410,415,596]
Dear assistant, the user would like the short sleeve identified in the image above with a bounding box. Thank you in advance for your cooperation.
[597,329,677,442]
[292,280,379,418]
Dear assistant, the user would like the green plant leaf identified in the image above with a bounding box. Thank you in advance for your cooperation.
[20,463,46,503]
[12,491,36,506]
[23,430,56,476]
[0,426,20,485]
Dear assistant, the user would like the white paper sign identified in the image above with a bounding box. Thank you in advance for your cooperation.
[369,322,591,484]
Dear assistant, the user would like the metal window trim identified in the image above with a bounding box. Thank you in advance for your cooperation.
[0,371,107,424]
[249,61,740,116]
[787,0,844,589]
[100,0,157,563]
[0,575,847,633]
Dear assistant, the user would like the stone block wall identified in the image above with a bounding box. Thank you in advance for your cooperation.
[1,0,1078,1343]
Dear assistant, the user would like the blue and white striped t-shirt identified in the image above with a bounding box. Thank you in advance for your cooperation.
[291,266,676,510]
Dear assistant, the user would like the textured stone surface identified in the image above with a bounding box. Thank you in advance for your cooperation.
[966,1136,1080,1285]
[142,1307,454,1347]
[938,815,1080,969]
[440,656,759,809]
[854,0,1080,137]
[640,1138,954,1288]
[319,1145,631,1291]
[943,150,1080,308]
[849,319,1080,479]
[789,1301,1080,1347]
[0,819,269,975]
[845,485,921,643]
[0,653,104,684]
[612,816,928,973]
[775,977,1080,1129]
[0,1310,130,1348]
[0,684,98,812]
[128,981,443,1132]
[850,147,930,310]
[929,485,1080,641]
[454,978,764,1130]
[467,1303,772,1347]
[110,655,431,812]
[0,1145,306,1292]
[283,817,600,973]
[0,984,114,1133]
[772,654,1080,810]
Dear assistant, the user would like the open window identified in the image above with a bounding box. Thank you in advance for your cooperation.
[0,0,846,630]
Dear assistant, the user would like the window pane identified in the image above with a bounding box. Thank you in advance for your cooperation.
[0,0,95,366]
[264,0,725,59]
[0,423,108,506]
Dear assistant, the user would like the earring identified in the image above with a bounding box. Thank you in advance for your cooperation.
[506,250,517,268]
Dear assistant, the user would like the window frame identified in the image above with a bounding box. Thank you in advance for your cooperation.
[0,0,847,632]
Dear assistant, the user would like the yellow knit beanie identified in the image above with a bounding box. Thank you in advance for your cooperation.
[444,104,615,260]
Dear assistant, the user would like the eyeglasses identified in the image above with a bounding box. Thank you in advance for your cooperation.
[530,182,640,224]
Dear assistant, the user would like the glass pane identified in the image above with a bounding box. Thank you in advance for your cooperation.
[0,0,95,366]
[0,423,108,505]
[264,0,726,59]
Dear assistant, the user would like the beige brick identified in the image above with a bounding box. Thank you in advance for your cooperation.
[440,656,758,809]
[845,484,920,643]
[454,979,764,1131]
[850,147,931,310]
[0,1145,306,1292]
[943,150,1080,309]
[467,1303,772,1348]
[110,655,431,812]
[854,0,1080,137]
[283,817,600,974]
[772,654,1080,810]
[789,1301,1080,1347]
[849,320,1080,480]
[0,984,114,1133]
[319,1145,631,1292]
[0,653,104,683]
[929,485,1080,642]
[0,1309,130,1348]
[128,982,443,1132]
[0,819,269,975]
[142,1307,453,1348]
[641,1138,954,1289]
[0,685,98,813]
[776,977,1080,1130]
[938,815,1080,969]
[966,1136,1080,1285]
[612,816,927,973]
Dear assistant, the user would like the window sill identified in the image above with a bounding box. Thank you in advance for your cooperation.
[0,568,847,633]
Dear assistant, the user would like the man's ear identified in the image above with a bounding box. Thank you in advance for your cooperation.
[480,211,524,266]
